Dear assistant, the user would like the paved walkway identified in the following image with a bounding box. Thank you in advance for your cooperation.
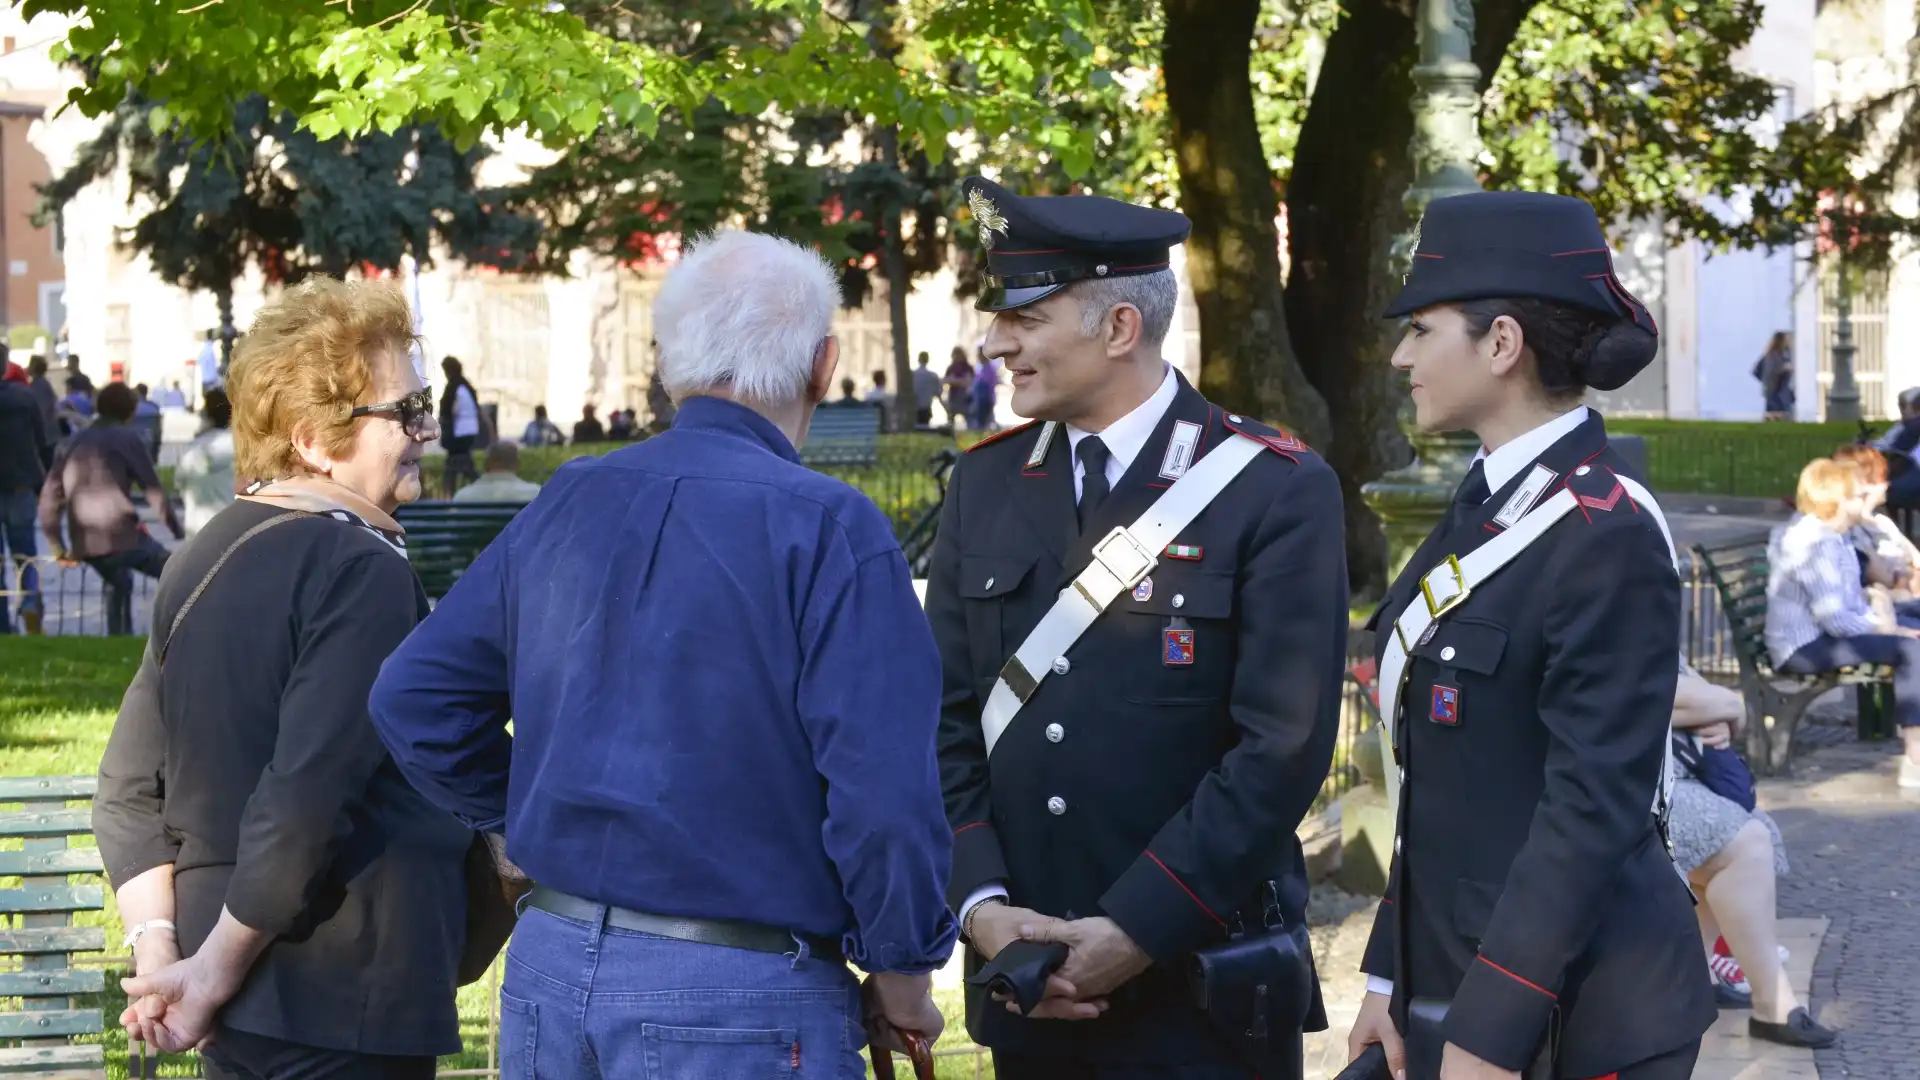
[1298,703,1914,1080]
[1763,715,1920,1080]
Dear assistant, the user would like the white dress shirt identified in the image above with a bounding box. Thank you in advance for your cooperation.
[957,364,1180,934]
[1365,404,1590,1000]
[1466,405,1591,501]
[1066,364,1180,500]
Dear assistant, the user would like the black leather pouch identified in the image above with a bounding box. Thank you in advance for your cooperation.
[1187,884,1315,1077]
[964,939,1069,1016]
[1405,997,1556,1080]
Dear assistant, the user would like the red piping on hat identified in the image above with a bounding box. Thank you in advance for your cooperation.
[1550,248,1608,257]
[1108,261,1171,272]
[1414,253,1444,259]
[1584,272,1656,331]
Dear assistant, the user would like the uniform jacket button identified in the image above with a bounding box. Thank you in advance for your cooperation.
[1575,465,1591,476]
[1395,835,1403,854]
[1047,796,1067,816]
[1052,657,1071,675]
[1045,723,1064,743]
[1440,645,1455,661]
[984,576,996,590]
[1172,594,1185,609]
[1228,414,1244,424]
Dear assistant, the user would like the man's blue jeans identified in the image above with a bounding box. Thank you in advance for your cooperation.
[498,904,870,1079]
[0,490,40,634]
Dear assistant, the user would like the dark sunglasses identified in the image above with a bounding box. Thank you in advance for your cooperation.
[351,387,434,434]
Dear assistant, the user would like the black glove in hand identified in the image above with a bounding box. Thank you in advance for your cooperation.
[965,938,1069,1016]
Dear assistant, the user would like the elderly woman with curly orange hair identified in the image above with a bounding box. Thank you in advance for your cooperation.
[94,277,484,1079]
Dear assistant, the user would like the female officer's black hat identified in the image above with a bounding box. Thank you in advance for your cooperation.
[1384,191,1657,391]
[961,175,1191,312]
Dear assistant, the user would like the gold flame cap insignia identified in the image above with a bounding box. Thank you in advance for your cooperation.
[968,189,1009,250]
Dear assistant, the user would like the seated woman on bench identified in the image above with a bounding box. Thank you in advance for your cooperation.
[1669,659,1836,1048]
[1832,445,1920,627]
[1766,456,1920,789]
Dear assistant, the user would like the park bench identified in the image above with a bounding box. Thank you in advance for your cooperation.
[1691,536,1895,776]
[801,405,882,469]
[393,501,526,600]
[0,776,109,1078]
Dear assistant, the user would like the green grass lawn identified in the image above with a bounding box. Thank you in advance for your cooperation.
[0,637,991,1078]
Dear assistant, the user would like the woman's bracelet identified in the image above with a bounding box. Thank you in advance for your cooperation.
[962,896,1006,944]
[122,919,177,951]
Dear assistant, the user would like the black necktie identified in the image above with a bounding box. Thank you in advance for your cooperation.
[1450,459,1490,531]
[1077,437,1112,532]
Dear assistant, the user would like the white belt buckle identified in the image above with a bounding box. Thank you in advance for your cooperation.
[1078,527,1158,610]
[1420,554,1472,618]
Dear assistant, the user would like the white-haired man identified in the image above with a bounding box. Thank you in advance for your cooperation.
[926,177,1348,1079]
[370,229,956,1078]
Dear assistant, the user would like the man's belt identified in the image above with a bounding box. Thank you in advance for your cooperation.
[526,886,844,962]
[981,432,1266,755]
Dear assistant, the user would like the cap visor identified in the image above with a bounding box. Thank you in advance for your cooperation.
[975,283,1066,313]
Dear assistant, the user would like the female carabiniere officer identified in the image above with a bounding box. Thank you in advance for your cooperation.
[1343,191,1716,1080]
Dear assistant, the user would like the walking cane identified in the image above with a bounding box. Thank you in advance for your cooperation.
[861,975,937,1080]
[866,1027,936,1080]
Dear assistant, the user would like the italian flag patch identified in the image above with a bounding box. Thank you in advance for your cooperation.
[1164,544,1203,561]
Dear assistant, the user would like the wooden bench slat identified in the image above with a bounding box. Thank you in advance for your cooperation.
[0,887,103,915]
[0,928,106,956]
[0,1043,105,1073]
[0,1011,102,1039]
[0,811,92,840]
[0,969,105,997]
[0,851,104,877]
[0,778,96,803]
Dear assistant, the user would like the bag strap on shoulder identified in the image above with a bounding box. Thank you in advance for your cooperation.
[156,511,306,665]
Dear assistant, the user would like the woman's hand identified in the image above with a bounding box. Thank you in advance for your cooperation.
[1695,720,1734,749]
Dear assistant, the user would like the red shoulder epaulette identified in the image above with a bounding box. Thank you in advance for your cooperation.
[1220,412,1313,463]
[1561,458,1635,518]
[964,419,1040,453]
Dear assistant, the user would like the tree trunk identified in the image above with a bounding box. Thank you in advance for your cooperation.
[877,124,918,435]
[1283,0,1418,600]
[1162,0,1331,450]
[1284,0,1544,598]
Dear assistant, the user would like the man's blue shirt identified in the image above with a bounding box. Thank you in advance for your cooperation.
[368,397,957,974]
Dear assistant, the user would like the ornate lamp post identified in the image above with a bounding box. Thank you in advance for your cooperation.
[1826,255,1862,423]
[1342,0,1486,895]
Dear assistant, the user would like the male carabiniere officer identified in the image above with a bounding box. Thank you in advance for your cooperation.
[926,176,1348,1080]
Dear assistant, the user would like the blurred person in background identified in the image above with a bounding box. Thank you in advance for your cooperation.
[174,388,237,538]
[451,442,541,505]
[437,357,486,497]
[0,349,51,634]
[38,381,181,635]
[1767,457,1920,789]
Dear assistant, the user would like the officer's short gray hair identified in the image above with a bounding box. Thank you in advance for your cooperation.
[1072,269,1177,350]
[653,230,841,407]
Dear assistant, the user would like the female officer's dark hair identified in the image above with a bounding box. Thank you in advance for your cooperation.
[1452,297,1657,400]
[1385,191,1661,394]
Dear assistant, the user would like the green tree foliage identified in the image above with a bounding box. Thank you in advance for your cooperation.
[36,92,536,297]
[27,0,1108,170]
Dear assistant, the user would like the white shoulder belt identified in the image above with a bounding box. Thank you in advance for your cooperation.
[1376,474,1680,828]
[981,433,1266,755]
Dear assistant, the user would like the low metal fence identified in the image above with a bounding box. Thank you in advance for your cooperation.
[0,554,161,638]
